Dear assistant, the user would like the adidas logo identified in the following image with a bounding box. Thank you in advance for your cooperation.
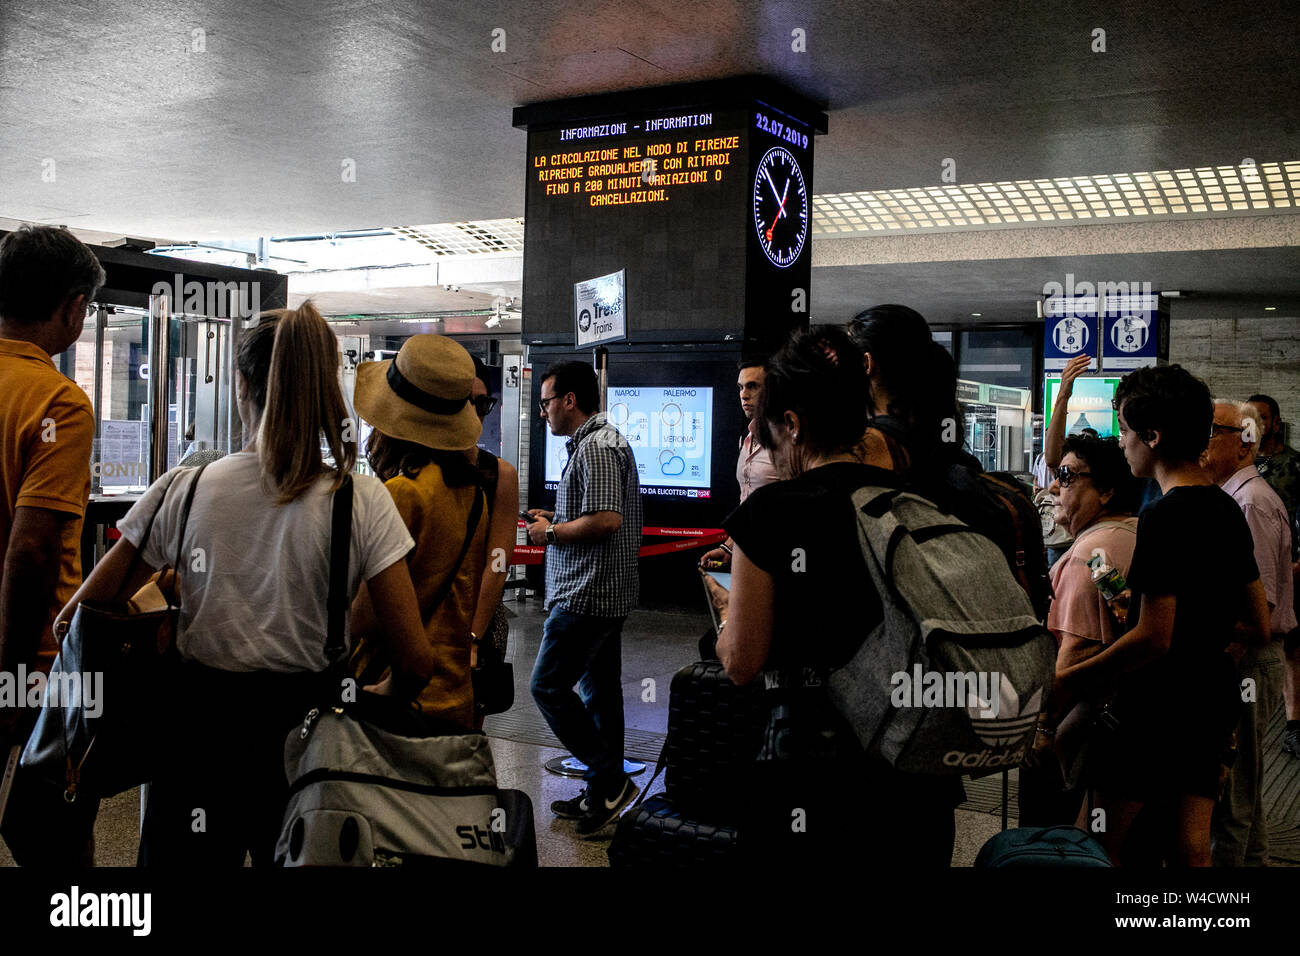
[940,745,1030,769]
[964,679,1042,747]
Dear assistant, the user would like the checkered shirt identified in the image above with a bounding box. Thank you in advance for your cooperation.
[545,412,642,616]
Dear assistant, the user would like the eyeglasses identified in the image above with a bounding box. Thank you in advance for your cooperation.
[538,395,560,412]
[473,396,499,418]
[1211,423,1245,436]
[1056,466,1093,488]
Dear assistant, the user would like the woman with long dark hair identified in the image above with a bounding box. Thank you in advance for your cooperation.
[715,325,963,866]
[846,304,973,482]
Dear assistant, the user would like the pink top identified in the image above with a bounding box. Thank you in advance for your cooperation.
[736,421,780,504]
[1222,464,1298,635]
[1047,517,1139,647]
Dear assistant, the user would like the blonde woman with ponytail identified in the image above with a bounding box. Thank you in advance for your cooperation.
[61,301,436,867]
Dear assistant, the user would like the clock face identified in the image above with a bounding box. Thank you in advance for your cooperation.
[752,146,809,268]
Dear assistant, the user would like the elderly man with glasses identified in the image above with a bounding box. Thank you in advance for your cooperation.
[1201,400,1295,866]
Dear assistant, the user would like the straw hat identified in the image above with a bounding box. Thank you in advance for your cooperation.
[353,335,482,451]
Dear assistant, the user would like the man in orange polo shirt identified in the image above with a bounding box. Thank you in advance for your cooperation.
[0,224,104,866]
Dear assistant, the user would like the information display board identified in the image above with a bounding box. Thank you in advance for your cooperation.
[1043,297,1100,372]
[524,107,749,342]
[516,80,823,349]
[1101,294,1165,371]
[543,385,714,497]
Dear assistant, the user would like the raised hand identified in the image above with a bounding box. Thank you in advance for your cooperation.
[1060,354,1092,395]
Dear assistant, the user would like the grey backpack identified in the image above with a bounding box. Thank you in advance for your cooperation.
[827,485,1057,775]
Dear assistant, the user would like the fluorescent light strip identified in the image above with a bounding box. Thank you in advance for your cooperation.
[810,162,1299,235]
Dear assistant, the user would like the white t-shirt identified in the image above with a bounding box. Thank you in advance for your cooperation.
[117,452,413,673]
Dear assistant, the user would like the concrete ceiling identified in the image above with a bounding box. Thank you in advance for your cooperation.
[4,0,1298,237]
[2,0,1298,320]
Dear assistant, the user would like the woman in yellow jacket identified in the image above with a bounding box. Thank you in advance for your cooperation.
[350,335,489,729]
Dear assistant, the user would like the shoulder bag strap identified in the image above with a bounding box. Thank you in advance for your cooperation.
[108,467,186,603]
[324,473,355,666]
[477,449,500,512]
[424,481,487,618]
[164,462,212,607]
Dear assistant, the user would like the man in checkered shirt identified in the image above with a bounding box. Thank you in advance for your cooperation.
[525,361,643,834]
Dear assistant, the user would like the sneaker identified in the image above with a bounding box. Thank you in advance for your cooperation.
[1284,728,1300,759]
[575,777,640,836]
[550,789,590,820]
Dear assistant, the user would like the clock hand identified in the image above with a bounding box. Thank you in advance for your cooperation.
[763,166,783,204]
[765,181,792,241]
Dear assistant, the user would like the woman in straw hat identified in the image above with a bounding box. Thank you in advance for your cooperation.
[350,334,491,729]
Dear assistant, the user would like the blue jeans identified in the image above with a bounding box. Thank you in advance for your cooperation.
[530,605,626,795]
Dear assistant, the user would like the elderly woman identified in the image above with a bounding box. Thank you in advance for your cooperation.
[1021,435,1141,825]
[1047,435,1143,669]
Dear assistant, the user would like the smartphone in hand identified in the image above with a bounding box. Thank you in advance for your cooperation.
[519,511,538,524]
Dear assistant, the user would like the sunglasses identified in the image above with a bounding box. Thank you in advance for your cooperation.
[473,395,499,418]
[1056,466,1093,488]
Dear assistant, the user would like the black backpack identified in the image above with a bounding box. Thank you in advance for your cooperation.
[864,418,1052,622]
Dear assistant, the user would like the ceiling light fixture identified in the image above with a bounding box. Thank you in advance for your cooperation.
[811,161,1297,236]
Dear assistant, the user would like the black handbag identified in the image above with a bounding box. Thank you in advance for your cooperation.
[472,603,514,717]
[20,463,209,802]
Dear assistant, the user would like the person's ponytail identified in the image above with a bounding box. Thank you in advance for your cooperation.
[847,304,966,467]
[257,301,355,503]
[907,339,964,470]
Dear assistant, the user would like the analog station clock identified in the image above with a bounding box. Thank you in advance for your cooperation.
[752,146,809,268]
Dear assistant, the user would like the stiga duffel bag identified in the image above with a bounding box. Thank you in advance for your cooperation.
[276,695,536,867]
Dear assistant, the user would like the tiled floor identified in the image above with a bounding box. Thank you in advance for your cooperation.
[4,591,1297,866]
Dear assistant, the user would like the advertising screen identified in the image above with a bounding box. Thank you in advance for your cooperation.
[1044,376,1121,438]
[543,385,714,496]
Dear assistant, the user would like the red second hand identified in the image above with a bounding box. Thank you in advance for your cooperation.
[766,192,789,242]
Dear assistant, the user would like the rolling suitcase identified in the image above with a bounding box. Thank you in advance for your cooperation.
[661,661,767,816]
[608,660,764,865]
[607,793,741,867]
